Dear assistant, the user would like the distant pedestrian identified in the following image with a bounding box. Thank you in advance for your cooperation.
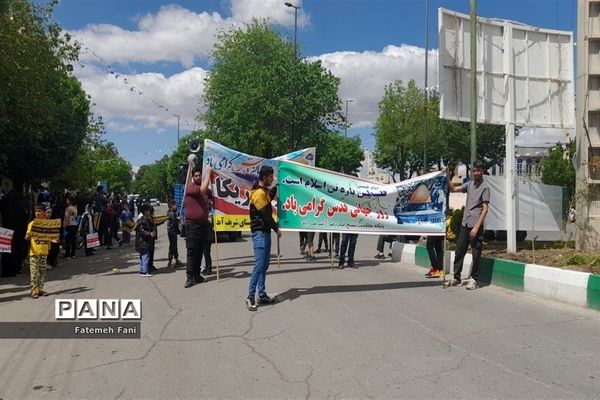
[246,165,280,311]
[299,232,308,256]
[79,204,95,256]
[120,203,134,245]
[446,161,490,290]
[25,205,51,298]
[45,207,59,268]
[374,235,400,259]
[331,233,340,259]
[148,206,157,272]
[63,196,78,259]
[135,204,155,277]
[166,200,181,268]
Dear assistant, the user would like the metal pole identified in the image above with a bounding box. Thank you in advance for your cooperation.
[424,0,429,174]
[344,99,353,138]
[177,115,180,144]
[294,7,298,59]
[470,0,477,165]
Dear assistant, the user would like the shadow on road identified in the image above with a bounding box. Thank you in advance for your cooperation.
[276,280,442,302]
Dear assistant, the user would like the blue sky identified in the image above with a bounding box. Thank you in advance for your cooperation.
[53,0,578,168]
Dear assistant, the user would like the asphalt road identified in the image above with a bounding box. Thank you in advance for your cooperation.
[1,208,599,399]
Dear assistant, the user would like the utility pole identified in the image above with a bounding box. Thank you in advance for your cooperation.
[285,2,300,59]
[175,114,180,145]
[423,0,429,174]
[470,0,477,165]
[344,99,353,138]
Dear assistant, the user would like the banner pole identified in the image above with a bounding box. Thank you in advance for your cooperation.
[214,228,220,282]
[330,233,334,271]
[277,235,281,269]
[443,235,448,289]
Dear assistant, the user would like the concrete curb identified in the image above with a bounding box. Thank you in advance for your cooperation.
[391,242,600,311]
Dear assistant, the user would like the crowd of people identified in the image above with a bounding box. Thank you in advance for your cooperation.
[1,160,490,305]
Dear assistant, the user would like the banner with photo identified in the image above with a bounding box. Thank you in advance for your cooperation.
[277,161,447,235]
[202,139,315,232]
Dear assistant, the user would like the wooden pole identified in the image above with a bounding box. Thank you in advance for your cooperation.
[277,235,281,269]
[214,228,220,282]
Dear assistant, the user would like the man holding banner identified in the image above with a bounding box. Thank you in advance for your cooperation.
[184,166,212,288]
[246,166,280,311]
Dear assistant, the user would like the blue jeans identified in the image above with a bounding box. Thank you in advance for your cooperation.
[248,231,271,299]
[139,250,150,274]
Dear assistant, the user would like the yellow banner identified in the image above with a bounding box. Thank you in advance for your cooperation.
[213,215,250,231]
[213,214,278,232]
[31,219,61,241]
[153,215,168,226]
[122,220,136,233]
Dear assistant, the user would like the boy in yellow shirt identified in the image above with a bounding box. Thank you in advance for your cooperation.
[25,204,50,298]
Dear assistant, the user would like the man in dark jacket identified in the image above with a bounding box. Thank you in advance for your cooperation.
[135,204,155,277]
[246,166,281,311]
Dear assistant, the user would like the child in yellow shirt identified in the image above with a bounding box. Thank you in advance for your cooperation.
[25,204,50,298]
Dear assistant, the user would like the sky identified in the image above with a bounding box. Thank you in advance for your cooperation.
[52,0,578,169]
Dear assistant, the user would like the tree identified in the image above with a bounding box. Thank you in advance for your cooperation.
[317,134,364,174]
[441,120,505,170]
[541,142,576,198]
[134,156,170,200]
[201,20,346,160]
[0,0,90,189]
[374,80,424,181]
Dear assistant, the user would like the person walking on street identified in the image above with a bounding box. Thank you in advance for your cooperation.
[183,166,212,288]
[135,204,155,277]
[446,161,490,290]
[63,196,78,259]
[25,205,51,298]
[79,204,95,256]
[246,166,280,311]
[166,201,181,268]
[316,232,329,253]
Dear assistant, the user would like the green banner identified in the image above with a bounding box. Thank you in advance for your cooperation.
[277,161,447,235]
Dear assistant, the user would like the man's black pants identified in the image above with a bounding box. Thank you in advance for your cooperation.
[453,226,483,281]
[185,222,210,279]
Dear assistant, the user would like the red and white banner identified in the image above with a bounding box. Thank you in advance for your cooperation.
[86,233,101,248]
[0,227,14,253]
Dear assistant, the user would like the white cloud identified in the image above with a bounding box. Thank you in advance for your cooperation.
[71,1,309,67]
[309,44,438,127]
[516,127,573,147]
[230,0,309,27]
[76,65,208,131]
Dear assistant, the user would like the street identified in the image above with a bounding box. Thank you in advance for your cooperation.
[1,208,600,399]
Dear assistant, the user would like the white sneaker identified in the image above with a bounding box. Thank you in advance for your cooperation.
[466,278,479,290]
[46,264,53,270]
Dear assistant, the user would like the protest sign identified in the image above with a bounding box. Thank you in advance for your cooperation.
[277,161,447,235]
[202,139,315,232]
[30,219,61,241]
[0,227,13,253]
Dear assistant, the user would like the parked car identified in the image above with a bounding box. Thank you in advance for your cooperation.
[149,198,161,207]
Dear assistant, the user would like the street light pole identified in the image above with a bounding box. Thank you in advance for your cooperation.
[284,2,300,59]
[175,114,180,145]
[424,0,429,174]
[470,0,477,165]
[344,99,353,138]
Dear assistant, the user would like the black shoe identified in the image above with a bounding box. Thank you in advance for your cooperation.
[257,295,276,305]
[201,267,213,275]
[374,253,385,259]
[337,263,345,269]
[246,297,257,311]
[348,262,357,269]
[184,278,194,288]
[193,275,205,284]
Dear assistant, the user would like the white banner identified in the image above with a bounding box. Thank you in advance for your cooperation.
[485,176,565,232]
[0,227,14,253]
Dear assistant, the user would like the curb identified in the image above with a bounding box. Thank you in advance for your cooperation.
[391,242,599,311]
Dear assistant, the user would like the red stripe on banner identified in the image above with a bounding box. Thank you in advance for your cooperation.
[0,237,12,245]
[213,198,248,215]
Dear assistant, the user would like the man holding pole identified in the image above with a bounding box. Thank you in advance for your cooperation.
[446,161,490,290]
[246,165,281,311]
[183,166,212,288]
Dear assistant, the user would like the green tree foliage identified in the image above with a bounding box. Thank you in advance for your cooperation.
[0,0,90,188]
[317,134,364,174]
[374,80,424,181]
[374,80,505,181]
[541,142,576,198]
[202,20,354,168]
[133,156,170,200]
